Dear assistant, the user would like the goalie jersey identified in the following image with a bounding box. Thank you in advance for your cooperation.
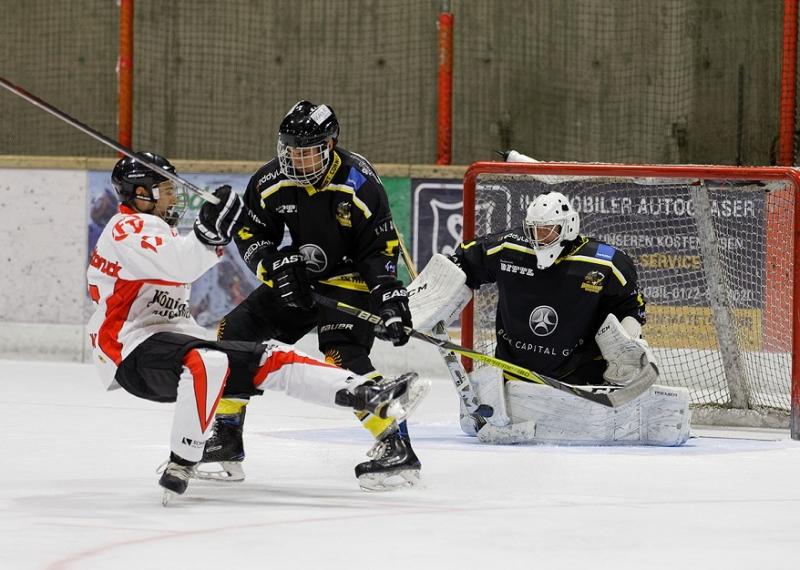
[451,230,645,382]
[86,205,220,391]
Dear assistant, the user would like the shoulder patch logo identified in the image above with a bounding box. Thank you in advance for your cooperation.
[237,226,253,240]
[336,201,352,227]
[581,269,605,293]
[595,243,616,260]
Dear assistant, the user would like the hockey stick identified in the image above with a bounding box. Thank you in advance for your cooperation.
[0,75,219,205]
[311,292,657,408]
[395,237,493,419]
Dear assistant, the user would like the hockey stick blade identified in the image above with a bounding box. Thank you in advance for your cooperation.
[311,292,655,408]
[0,75,219,205]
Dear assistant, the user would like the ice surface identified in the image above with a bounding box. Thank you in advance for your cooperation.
[1,359,799,569]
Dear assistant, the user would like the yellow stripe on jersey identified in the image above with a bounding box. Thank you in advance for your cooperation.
[323,184,373,218]
[486,242,537,256]
[562,254,627,286]
[259,181,302,208]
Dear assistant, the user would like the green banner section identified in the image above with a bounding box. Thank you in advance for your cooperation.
[383,176,413,284]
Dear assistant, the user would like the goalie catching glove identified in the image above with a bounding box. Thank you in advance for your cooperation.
[193,185,245,246]
[370,279,412,346]
[256,247,314,310]
[595,313,657,386]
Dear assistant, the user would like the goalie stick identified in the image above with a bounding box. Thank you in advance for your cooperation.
[395,236,493,420]
[0,75,220,205]
[311,292,658,408]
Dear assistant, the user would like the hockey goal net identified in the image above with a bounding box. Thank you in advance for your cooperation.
[461,161,800,437]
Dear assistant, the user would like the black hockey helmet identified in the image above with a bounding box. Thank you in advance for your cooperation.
[111,152,185,226]
[277,101,339,185]
[111,152,176,202]
[278,100,339,148]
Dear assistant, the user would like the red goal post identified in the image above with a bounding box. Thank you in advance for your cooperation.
[461,161,800,438]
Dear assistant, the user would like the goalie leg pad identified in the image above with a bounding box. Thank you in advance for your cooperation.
[407,253,472,331]
[459,366,510,436]
[494,382,691,446]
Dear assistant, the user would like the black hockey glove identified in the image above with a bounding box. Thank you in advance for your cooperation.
[257,248,314,310]
[193,185,245,246]
[370,281,412,347]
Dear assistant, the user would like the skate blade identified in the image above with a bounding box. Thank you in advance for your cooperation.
[161,489,178,506]
[193,461,245,482]
[358,469,421,492]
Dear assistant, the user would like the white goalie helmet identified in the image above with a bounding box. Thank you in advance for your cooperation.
[523,191,580,269]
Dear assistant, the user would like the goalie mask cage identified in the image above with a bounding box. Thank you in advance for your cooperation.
[461,162,800,439]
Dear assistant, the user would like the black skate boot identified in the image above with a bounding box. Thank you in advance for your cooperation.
[196,406,246,482]
[336,372,430,421]
[355,430,421,491]
[158,453,197,506]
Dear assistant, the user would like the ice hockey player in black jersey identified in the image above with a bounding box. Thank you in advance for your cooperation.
[200,101,420,490]
[407,151,691,446]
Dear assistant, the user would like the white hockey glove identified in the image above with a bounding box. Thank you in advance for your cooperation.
[407,254,472,331]
[595,314,656,387]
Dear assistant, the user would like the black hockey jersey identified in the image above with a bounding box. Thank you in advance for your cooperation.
[235,148,400,291]
[451,229,645,378]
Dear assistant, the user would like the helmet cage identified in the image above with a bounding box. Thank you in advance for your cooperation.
[152,180,188,227]
[277,101,339,185]
[277,139,332,186]
[523,192,580,269]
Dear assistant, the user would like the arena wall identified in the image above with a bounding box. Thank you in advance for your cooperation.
[0,158,465,378]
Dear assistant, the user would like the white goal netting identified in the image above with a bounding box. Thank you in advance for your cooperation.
[464,165,797,427]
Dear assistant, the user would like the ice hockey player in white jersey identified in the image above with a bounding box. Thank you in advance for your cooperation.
[87,153,429,504]
[407,151,690,446]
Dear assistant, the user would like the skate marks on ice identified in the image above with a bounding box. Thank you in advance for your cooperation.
[263,423,794,455]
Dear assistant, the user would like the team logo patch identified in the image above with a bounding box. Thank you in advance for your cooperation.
[299,243,328,273]
[529,305,559,337]
[325,348,343,367]
[335,202,352,227]
[581,270,605,293]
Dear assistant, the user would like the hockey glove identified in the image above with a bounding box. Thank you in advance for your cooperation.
[370,281,412,347]
[256,248,314,310]
[194,185,245,246]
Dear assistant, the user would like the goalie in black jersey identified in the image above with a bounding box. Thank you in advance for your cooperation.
[408,152,691,446]
[199,101,421,490]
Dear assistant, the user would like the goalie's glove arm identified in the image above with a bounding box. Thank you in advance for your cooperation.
[450,233,503,290]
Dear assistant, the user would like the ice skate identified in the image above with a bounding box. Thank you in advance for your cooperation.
[196,406,246,482]
[158,454,197,506]
[337,372,430,421]
[355,431,421,491]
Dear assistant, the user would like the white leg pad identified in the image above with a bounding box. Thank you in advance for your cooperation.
[172,349,230,462]
[459,366,511,435]
[254,342,360,409]
[480,381,691,446]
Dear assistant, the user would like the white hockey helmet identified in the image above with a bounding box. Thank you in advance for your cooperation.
[523,191,580,269]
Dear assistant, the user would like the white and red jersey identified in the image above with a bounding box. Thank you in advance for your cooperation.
[87,205,220,390]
